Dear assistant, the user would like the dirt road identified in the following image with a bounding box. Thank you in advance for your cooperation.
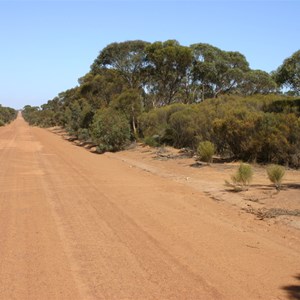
[0,114,299,299]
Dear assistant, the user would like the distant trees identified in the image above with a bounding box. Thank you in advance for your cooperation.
[240,70,277,95]
[0,105,17,126]
[22,40,300,167]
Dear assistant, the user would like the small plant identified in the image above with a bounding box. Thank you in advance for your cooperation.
[197,141,215,164]
[143,135,160,147]
[228,163,253,190]
[267,164,285,190]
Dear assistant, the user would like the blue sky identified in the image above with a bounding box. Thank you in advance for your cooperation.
[0,1,299,109]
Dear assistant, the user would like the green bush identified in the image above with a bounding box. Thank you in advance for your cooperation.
[138,104,187,141]
[267,164,285,190]
[0,106,17,125]
[78,128,90,141]
[143,135,160,147]
[167,108,197,148]
[197,141,215,163]
[231,163,253,187]
[90,108,131,152]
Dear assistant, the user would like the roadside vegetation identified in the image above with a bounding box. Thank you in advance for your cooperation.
[267,164,286,190]
[22,40,300,167]
[0,105,17,126]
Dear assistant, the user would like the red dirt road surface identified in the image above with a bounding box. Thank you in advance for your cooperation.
[0,114,299,299]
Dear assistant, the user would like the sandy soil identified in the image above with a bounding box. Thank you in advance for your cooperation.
[107,145,300,229]
[0,114,299,299]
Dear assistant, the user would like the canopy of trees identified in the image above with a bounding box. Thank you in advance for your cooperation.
[22,40,300,167]
[274,50,300,96]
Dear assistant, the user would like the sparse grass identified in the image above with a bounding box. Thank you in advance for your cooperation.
[243,207,300,219]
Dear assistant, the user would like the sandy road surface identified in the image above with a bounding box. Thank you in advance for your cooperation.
[0,114,299,299]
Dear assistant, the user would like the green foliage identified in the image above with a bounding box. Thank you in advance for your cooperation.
[240,70,278,95]
[79,70,126,109]
[274,49,300,95]
[64,100,93,135]
[143,135,160,147]
[231,163,253,187]
[197,141,215,163]
[167,108,197,148]
[145,40,193,105]
[138,103,187,142]
[191,43,250,99]
[0,105,17,125]
[90,108,131,152]
[111,88,142,135]
[138,95,300,167]
[91,40,150,88]
[77,128,90,141]
[267,164,285,190]
[22,41,300,161]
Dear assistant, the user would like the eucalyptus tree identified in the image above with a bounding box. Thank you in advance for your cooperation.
[191,43,250,99]
[240,70,277,95]
[110,88,142,135]
[91,40,150,89]
[78,69,126,109]
[144,40,193,106]
[274,50,300,95]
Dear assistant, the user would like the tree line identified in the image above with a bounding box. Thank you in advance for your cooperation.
[22,40,300,167]
[0,105,17,126]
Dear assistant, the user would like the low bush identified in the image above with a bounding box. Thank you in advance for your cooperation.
[231,163,253,187]
[267,164,285,190]
[78,128,90,141]
[143,135,160,147]
[90,108,131,152]
[197,141,215,163]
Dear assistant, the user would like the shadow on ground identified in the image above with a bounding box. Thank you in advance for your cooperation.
[286,183,300,190]
[282,274,300,300]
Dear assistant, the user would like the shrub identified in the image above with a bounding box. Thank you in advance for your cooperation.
[267,164,285,190]
[143,135,160,147]
[167,108,197,148]
[78,128,90,141]
[231,163,253,187]
[90,108,131,152]
[0,119,4,127]
[197,141,215,163]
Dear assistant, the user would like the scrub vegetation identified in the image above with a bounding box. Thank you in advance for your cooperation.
[22,40,300,167]
[0,105,17,126]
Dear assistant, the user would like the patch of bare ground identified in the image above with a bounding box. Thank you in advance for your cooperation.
[102,144,300,230]
[48,127,300,230]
